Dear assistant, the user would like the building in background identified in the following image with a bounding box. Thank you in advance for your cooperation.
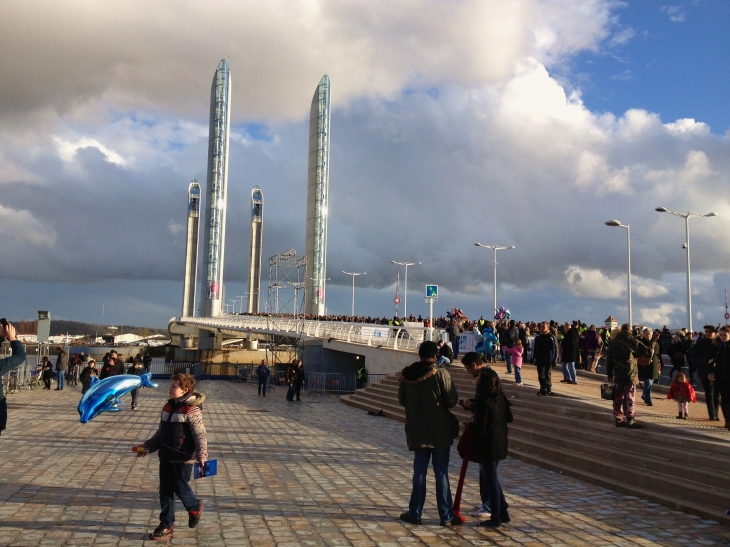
[37,311,51,343]
[246,186,264,313]
[304,75,331,316]
[182,180,201,317]
[201,59,232,317]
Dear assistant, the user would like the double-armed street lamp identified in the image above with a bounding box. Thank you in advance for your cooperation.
[604,220,632,327]
[342,271,366,316]
[655,207,717,334]
[390,261,421,319]
[474,244,515,318]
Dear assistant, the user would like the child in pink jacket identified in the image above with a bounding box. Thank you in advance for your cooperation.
[503,340,524,385]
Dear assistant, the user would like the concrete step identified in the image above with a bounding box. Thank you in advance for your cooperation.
[508,436,730,525]
[508,447,730,526]
[510,422,730,489]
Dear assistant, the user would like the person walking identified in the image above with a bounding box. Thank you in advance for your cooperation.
[79,359,98,394]
[256,359,270,397]
[99,350,125,379]
[143,352,153,373]
[460,360,513,528]
[560,322,580,385]
[533,322,557,396]
[502,340,524,385]
[55,349,68,390]
[127,357,145,410]
[294,360,305,401]
[285,360,297,401]
[668,335,687,377]
[638,327,660,406]
[607,324,649,428]
[708,325,730,429]
[691,325,720,421]
[398,341,460,526]
[41,356,53,390]
[581,325,602,372]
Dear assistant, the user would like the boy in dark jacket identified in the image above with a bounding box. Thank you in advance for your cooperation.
[136,373,208,540]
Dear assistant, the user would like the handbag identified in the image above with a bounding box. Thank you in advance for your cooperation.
[456,422,481,462]
[601,383,615,400]
[637,356,652,367]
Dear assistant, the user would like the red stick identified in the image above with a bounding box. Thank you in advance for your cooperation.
[452,437,471,523]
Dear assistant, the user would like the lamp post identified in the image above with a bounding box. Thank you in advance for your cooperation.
[236,295,246,314]
[342,271,365,316]
[390,261,421,319]
[474,244,515,318]
[655,207,717,334]
[605,220,632,327]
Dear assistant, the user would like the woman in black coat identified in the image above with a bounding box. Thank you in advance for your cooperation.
[709,325,730,430]
[462,362,513,528]
[41,356,53,389]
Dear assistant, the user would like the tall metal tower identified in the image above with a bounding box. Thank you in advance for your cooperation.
[246,187,264,313]
[201,59,232,317]
[304,75,331,316]
[182,180,201,317]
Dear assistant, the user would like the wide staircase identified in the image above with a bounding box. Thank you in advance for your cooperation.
[342,364,730,525]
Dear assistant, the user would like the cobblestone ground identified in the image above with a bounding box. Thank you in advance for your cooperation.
[1,380,729,546]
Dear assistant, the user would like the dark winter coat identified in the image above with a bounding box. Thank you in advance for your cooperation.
[143,391,208,463]
[532,333,557,365]
[638,338,660,381]
[0,341,27,405]
[99,358,125,379]
[668,339,687,367]
[691,336,717,373]
[711,343,730,386]
[560,328,580,363]
[55,353,68,372]
[468,369,513,463]
[398,361,458,451]
[438,343,454,361]
[607,331,648,386]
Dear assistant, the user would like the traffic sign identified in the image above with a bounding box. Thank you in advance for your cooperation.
[394,297,401,304]
[426,285,438,298]
[725,312,729,320]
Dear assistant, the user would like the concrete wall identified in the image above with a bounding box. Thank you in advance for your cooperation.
[300,339,418,375]
[173,347,296,365]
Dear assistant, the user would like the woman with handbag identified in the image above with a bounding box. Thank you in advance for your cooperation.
[638,328,660,406]
[460,352,513,528]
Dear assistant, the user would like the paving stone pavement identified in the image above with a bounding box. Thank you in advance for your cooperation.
[1,379,729,547]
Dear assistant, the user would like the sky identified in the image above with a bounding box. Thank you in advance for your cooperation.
[0,0,728,330]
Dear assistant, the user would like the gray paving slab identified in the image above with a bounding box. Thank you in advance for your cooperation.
[0,380,729,546]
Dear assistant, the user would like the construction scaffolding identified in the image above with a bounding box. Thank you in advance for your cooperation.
[265,249,307,368]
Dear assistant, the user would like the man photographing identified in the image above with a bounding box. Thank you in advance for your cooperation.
[0,321,27,435]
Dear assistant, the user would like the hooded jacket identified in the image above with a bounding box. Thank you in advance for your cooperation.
[144,391,208,463]
[398,360,458,451]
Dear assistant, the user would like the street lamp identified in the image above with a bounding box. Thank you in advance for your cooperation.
[655,207,717,334]
[342,271,366,316]
[390,261,421,319]
[605,220,632,327]
[474,244,515,318]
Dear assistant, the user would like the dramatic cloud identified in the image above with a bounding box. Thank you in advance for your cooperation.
[0,0,727,327]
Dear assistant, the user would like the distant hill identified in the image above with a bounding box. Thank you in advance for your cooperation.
[12,319,167,338]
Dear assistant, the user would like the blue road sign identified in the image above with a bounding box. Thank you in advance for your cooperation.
[426,285,438,298]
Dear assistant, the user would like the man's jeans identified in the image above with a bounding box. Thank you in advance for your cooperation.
[286,383,295,401]
[408,447,454,522]
[561,361,577,383]
[450,338,460,360]
[478,464,492,512]
[640,379,653,405]
[504,352,512,374]
[57,371,65,389]
[159,462,199,526]
[258,377,268,396]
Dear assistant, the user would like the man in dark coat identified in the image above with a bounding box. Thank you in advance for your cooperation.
[398,341,459,526]
[691,325,720,421]
[0,323,27,434]
[446,320,463,360]
[560,322,580,384]
[533,322,557,396]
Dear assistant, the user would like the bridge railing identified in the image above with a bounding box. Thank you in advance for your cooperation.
[172,315,444,352]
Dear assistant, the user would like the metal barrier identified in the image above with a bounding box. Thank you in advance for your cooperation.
[364,374,388,388]
[307,372,357,394]
[150,362,194,379]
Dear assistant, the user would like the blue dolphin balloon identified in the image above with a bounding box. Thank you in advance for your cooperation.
[78,372,158,423]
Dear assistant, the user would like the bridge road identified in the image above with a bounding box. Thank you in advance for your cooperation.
[1,379,729,546]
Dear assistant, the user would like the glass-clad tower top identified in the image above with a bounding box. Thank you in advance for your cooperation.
[305,75,331,316]
[201,59,231,317]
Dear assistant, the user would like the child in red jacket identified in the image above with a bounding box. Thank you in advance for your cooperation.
[667,372,696,420]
